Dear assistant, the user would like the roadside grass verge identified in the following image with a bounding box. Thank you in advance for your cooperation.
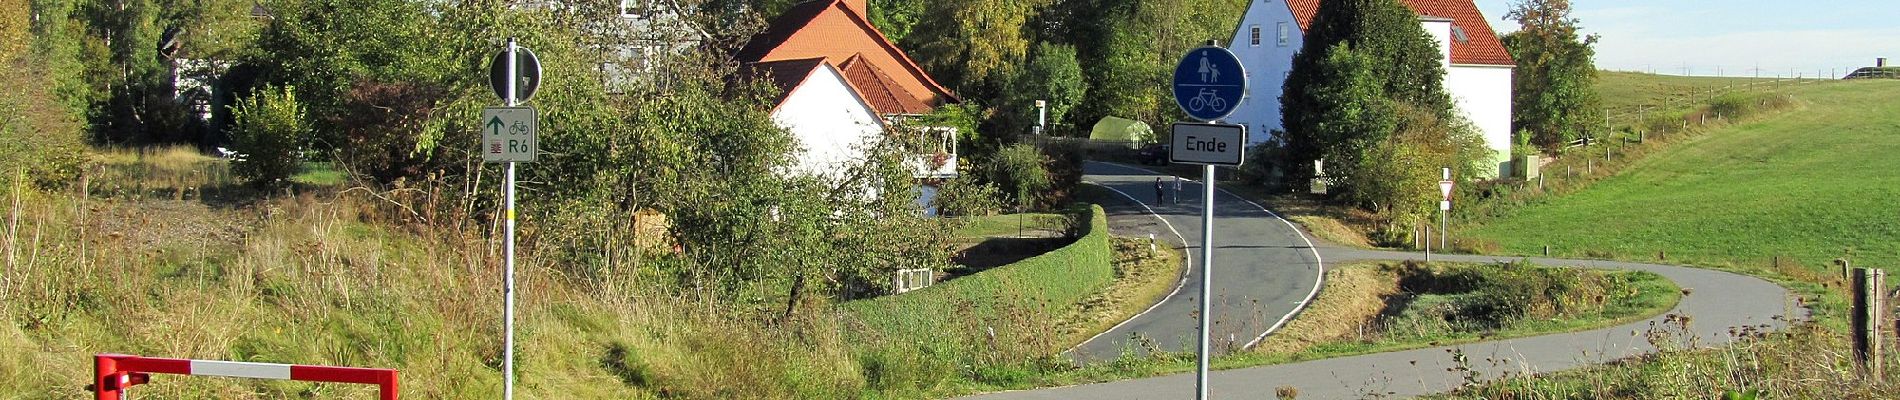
[1057,236,1186,354]
[1001,260,1677,388]
[1431,322,1900,399]
[841,204,1114,397]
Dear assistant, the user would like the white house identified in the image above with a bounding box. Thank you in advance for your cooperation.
[1227,0,1516,177]
[749,57,888,179]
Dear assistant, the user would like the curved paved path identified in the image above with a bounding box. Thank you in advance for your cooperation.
[960,162,1798,399]
[1066,162,1324,362]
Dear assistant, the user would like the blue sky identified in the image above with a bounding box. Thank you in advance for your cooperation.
[1472,0,1899,77]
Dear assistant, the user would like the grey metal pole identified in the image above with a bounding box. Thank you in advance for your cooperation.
[1196,164,1215,400]
[503,37,518,400]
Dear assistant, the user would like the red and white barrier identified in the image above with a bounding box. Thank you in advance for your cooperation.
[92,354,398,400]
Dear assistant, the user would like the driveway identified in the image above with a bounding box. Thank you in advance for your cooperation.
[960,162,1796,399]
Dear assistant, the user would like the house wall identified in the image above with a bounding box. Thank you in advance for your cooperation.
[771,65,885,180]
[1445,64,1513,177]
[1226,0,1304,147]
[1421,19,1452,68]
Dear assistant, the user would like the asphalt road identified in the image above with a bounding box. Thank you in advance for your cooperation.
[962,162,1798,399]
[1065,162,1324,362]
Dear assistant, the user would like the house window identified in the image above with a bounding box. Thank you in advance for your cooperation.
[1277,22,1290,47]
[1450,26,1470,43]
[1250,25,1262,47]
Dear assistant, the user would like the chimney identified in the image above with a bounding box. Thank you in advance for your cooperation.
[1881,58,1889,68]
[843,0,866,15]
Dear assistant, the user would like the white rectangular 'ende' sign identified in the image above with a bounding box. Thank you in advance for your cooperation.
[1169,123,1246,166]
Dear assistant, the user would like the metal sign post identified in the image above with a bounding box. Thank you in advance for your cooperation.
[485,37,540,400]
[1170,43,1246,400]
[1438,168,1453,252]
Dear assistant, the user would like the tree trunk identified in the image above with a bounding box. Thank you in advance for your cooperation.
[782,272,806,321]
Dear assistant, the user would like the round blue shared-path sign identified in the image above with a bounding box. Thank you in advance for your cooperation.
[1172,46,1248,122]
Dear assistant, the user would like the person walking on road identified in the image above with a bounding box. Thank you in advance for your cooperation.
[1155,177,1166,204]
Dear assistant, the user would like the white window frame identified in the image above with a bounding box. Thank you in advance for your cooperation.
[1277,22,1290,47]
[1250,25,1262,47]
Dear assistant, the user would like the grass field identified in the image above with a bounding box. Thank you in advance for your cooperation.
[1595,71,1810,128]
[1464,79,1900,271]
[1437,78,1900,399]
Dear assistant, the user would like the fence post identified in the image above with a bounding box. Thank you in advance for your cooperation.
[1852,268,1886,381]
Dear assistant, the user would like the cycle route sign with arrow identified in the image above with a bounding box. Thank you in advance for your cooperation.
[1172,45,1247,122]
[481,106,538,163]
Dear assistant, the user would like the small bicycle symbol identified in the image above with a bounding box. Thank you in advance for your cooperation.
[1187,88,1227,113]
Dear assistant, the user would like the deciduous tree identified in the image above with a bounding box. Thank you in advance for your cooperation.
[1503,0,1601,151]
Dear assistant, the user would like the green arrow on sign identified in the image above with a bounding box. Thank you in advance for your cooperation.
[488,116,505,135]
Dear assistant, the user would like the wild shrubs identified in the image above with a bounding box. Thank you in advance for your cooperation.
[229,85,309,186]
[0,55,86,190]
[1388,261,1631,332]
[984,143,1053,210]
[936,174,1004,216]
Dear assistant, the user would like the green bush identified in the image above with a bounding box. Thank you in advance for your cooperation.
[0,58,86,190]
[1393,261,1625,329]
[983,143,1052,209]
[936,175,1003,216]
[229,85,310,186]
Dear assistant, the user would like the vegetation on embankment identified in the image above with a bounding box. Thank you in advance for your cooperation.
[1464,79,1900,279]
[842,204,1113,394]
[0,158,1187,399]
[1431,79,1900,399]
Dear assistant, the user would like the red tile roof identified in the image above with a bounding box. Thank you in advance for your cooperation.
[734,0,956,112]
[838,54,934,115]
[1285,0,1515,66]
[744,57,831,108]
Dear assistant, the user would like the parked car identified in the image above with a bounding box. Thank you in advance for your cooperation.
[1136,144,1170,165]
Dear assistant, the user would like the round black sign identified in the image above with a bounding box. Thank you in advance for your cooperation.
[489,46,542,103]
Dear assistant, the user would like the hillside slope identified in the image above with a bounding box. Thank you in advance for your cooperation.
[1467,79,1900,269]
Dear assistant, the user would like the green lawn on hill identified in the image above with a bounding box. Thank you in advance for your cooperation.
[1466,79,1900,270]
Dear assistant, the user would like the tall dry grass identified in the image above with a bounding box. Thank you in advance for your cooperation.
[0,153,897,398]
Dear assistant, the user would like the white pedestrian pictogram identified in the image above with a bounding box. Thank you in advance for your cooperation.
[1198,54,1221,83]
